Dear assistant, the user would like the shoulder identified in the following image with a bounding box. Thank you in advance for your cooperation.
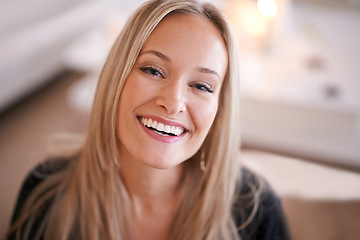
[234,168,291,240]
[14,157,70,204]
[26,157,69,180]
[8,157,71,238]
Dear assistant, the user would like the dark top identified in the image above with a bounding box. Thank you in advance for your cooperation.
[235,170,291,240]
[9,159,291,240]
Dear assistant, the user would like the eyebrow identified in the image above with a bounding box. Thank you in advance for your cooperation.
[139,50,171,62]
[139,50,222,80]
[197,67,221,80]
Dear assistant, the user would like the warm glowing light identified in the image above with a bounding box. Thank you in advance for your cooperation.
[243,12,267,36]
[257,0,277,17]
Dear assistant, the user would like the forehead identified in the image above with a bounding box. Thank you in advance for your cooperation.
[146,13,226,50]
[140,13,228,79]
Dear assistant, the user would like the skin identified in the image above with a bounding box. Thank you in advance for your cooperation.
[117,13,228,240]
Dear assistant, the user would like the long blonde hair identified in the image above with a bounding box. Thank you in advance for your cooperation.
[9,0,245,239]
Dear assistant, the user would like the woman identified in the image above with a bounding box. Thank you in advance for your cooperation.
[8,0,290,239]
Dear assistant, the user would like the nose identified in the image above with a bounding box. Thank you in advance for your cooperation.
[155,78,186,115]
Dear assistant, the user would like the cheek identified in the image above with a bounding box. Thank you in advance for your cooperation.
[119,76,146,113]
[192,99,219,133]
[120,72,157,107]
[120,76,139,104]
[117,77,140,134]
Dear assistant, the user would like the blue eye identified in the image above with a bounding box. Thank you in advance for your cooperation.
[140,66,164,78]
[191,83,214,93]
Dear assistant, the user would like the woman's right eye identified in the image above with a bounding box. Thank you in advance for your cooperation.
[140,66,164,78]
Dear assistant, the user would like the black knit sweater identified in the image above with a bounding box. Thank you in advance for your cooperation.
[9,159,291,240]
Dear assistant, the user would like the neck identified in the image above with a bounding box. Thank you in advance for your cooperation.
[119,154,184,211]
[119,154,184,240]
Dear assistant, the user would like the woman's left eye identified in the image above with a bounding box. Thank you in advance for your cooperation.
[191,83,214,93]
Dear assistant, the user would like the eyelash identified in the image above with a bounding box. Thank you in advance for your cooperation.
[190,82,215,93]
[140,66,215,93]
[140,66,164,78]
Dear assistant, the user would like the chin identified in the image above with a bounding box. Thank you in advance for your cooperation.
[143,158,184,170]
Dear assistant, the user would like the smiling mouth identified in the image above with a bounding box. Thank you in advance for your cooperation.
[138,116,187,137]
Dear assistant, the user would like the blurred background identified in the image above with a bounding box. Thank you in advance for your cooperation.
[0,0,359,239]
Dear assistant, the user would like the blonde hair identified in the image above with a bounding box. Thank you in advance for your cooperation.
[9,0,248,239]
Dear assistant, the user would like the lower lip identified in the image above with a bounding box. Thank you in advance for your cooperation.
[139,119,186,143]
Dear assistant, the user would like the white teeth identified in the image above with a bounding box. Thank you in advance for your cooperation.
[170,126,176,134]
[147,118,153,128]
[151,120,157,129]
[164,125,171,133]
[175,127,181,136]
[157,123,164,132]
[140,117,185,136]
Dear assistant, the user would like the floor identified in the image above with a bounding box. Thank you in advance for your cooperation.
[1,71,359,239]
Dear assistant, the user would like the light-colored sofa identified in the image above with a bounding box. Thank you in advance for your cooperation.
[0,0,136,113]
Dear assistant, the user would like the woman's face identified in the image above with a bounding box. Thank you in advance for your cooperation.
[117,14,228,169]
